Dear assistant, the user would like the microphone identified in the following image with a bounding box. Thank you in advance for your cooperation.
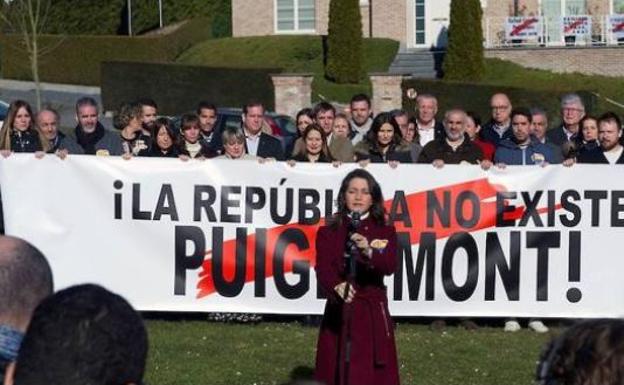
[350,211,362,230]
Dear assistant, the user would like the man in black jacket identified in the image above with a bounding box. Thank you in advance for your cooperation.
[577,112,624,164]
[418,109,483,166]
[242,101,284,160]
[74,97,123,156]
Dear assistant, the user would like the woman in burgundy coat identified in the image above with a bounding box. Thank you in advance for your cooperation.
[314,169,400,385]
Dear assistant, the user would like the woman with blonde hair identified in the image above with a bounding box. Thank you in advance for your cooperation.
[0,100,48,154]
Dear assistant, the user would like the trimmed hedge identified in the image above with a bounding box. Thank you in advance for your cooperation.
[443,0,485,81]
[402,78,598,126]
[15,0,231,37]
[325,0,362,83]
[101,61,279,115]
[0,18,212,85]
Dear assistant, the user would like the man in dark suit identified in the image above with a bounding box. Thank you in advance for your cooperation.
[546,93,585,147]
[577,112,624,164]
[480,93,513,147]
[242,101,284,160]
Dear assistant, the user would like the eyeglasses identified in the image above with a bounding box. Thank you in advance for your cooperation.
[491,105,510,111]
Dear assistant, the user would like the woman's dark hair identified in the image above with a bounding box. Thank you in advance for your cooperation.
[364,112,403,152]
[536,319,624,385]
[331,169,386,227]
[293,123,332,160]
[295,108,315,135]
[466,111,482,127]
[151,117,176,151]
[579,115,599,141]
[178,113,200,147]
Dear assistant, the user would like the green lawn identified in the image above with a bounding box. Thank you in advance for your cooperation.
[176,36,399,103]
[145,319,554,385]
[176,35,624,113]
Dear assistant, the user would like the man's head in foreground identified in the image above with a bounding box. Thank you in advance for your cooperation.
[9,284,148,385]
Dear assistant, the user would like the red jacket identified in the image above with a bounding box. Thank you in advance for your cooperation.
[314,215,400,385]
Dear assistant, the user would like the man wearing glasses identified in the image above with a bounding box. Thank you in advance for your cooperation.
[480,93,513,146]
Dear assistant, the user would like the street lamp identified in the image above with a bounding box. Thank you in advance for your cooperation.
[127,0,132,35]
[158,0,163,28]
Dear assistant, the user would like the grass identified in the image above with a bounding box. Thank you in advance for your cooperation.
[176,36,399,103]
[145,318,554,385]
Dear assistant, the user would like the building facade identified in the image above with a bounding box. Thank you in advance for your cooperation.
[232,0,624,49]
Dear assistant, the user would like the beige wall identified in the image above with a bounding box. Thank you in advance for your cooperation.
[232,0,274,37]
[371,0,407,43]
[233,0,387,41]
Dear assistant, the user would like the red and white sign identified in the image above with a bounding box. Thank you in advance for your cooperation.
[505,17,542,40]
[608,15,624,40]
[563,15,592,37]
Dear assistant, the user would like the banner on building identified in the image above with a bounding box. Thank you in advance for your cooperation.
[608,14,624,40]
[1,155,623,318]
[562,15,592,37]
[505,16,542,40]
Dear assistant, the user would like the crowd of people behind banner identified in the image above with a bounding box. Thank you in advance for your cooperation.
[0,91,624,383]
[1,91,622,167]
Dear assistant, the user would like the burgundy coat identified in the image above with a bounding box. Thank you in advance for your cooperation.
[314,215,400,385]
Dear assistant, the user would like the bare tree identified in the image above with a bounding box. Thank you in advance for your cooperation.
[0,0,54,110]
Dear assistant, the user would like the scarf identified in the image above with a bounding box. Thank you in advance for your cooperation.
[75,122,106,155]
[0,325,23,372]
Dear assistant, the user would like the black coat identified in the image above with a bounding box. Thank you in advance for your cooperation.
[245,132,284,160]
[418,135,483,164]
[10,129,42,153]
[577,146,624,164]
[546,126,578,146]
[479,120,513,146]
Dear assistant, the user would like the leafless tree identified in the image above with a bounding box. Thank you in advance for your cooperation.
[0,0,55,110]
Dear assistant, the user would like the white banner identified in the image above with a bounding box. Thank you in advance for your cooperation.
[608,14,624,39]
[563,15,592,37]
[1,155,623,318]
[505,17,542,40]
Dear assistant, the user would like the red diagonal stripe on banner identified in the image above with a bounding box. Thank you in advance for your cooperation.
[196,178,559,299]
[511,18,538,36]
[564,19,584,34]
[614,21,624,32]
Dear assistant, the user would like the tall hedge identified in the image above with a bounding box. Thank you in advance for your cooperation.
[443,0,484,81]
[325,0,362,84]
[28,0,231,37]
[0,18,212,85]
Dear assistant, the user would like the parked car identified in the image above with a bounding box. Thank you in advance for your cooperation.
[170,108,297,152]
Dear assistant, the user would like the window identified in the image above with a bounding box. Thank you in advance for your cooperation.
[276,0,316,32]
[415,0,425,45]
[614,0,624,14]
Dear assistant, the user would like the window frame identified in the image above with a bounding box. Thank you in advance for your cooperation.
[274,0,317,34]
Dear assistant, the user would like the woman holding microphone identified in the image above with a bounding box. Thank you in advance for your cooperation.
[314,169,400,385]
